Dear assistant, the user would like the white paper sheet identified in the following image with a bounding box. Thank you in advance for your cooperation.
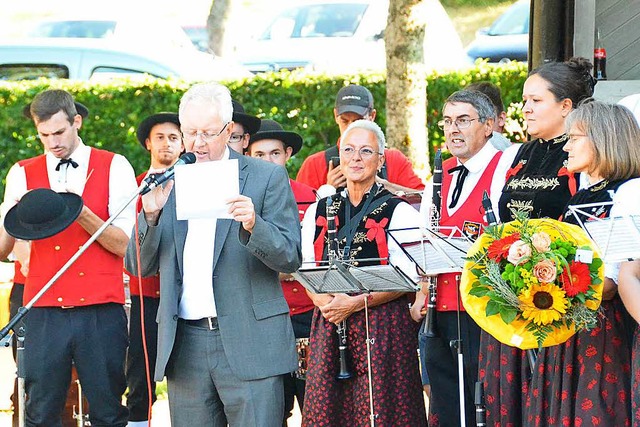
[174,159,239,220]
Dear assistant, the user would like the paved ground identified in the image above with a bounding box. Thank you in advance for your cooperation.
[0,341,302,427]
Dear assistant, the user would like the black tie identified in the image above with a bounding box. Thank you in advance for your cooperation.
[448,164,469,209]
[55,158,79,171]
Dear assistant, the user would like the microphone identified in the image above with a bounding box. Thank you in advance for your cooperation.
[140,152,196,195]
[482,190,497,226]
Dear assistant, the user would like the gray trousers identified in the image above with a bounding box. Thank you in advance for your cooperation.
[167,321,284,427]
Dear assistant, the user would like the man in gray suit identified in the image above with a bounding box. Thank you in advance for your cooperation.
[125,82,301,426]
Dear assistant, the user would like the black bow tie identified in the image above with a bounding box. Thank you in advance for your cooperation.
[55,158,79,171]
[448,164,469,209]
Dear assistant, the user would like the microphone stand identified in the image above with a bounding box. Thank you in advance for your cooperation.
[0,183,147,427]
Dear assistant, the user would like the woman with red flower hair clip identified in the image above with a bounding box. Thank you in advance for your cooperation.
[526,99,640,426]
[482,57,596,426]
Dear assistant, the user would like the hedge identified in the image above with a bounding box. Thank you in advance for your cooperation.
[0,61,527,199]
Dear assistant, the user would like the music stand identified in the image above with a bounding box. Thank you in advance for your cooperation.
[293,258,418,427]
[567,201,640,262]
[390,226,473,427]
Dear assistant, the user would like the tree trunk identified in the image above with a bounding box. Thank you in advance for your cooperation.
[385,0,429,179]
[207,0,233,57]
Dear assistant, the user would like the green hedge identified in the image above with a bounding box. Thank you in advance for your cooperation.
[0,61,527,199]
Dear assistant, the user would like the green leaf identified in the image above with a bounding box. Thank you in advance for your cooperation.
[486,300,500,316]
[499,306,518,324]
[469,286,489,297]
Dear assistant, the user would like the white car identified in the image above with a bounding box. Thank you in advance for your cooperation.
[235,0,467,74]
[0,38,252,82]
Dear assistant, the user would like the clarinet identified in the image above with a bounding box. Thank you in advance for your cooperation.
[475,381,487,427]
[326,196,353,380]
[422,149,442,338]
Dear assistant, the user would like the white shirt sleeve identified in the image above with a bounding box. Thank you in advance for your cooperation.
[0,163,27,223]
[107,154,138,235]
[388,202,423,282]
[301,202,319,264]
[604,178,640,283]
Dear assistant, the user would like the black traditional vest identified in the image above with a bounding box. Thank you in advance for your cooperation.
[499,135,578,221]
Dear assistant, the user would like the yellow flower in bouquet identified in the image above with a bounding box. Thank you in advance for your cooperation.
[461,212,604,349]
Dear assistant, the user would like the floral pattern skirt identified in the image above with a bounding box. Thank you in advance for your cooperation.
[525,296,632,426]
[302,296,427,427]
[631,326,640,427]
[478,331,531,426]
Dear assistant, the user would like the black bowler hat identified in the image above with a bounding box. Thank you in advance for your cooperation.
[232,99,261,135]
[136,112,181,150]
[22,101,89,119]
[4,189,83,240]
[248,119,303,155]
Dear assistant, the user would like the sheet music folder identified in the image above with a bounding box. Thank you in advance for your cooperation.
[292,259,419,294]
[389,226,472,275]
[567,201,640,262]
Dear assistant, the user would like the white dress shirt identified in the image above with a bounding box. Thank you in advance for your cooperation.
[0,139,137,234]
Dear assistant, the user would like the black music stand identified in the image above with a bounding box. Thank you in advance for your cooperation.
[390,226,473,427]
[567,202,640,262]
[293,258,418,427]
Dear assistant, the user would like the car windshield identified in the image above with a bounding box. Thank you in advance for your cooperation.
[29,21,116,38]
[487,0,529,36]
[260,3,368,40]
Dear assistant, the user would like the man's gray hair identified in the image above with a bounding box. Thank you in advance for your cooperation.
[179,82,233,123]
[443,90,496,121]
[342,119,386,153]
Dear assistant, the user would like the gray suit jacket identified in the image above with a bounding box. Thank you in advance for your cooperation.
[125,150,300,381]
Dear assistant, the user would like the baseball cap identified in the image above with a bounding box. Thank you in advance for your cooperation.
[335,85,374,116]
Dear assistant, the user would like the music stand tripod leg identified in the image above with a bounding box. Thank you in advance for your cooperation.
[364,293,376,427]
[16,324,26,427]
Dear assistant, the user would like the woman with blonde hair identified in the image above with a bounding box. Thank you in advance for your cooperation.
[526,99,640,425]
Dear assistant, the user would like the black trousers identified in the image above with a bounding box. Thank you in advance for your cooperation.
[423,311,481,427]
[24,303,129,427]
[125,295,159,421]
[283,310,313,425]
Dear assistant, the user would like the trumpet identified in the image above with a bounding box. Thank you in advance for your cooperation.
[326,195,353,381]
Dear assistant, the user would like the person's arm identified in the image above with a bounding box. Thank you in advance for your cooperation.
[75,206,130,257]
[78,154,138,258]
[0,226,15,260]
[618,260,640,323]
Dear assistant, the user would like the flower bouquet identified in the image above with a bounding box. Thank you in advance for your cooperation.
[461,212,604,349]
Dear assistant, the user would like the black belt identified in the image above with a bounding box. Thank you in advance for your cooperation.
[180,317,219,330]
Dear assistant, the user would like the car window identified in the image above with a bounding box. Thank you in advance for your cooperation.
[487,1,530,36]
[0,64,70,80]
[30,21,116,38]
[260,3,368,40]
[89,66,164,81]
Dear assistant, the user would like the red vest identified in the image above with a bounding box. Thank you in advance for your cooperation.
[281,179,317,315]
[22,150,125,307]
[124,172,160,298]
[436,152,502,311]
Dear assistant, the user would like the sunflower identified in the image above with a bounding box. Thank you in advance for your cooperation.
[519,282,568,326]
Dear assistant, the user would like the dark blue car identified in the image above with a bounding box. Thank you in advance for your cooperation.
[466,0,529,64]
